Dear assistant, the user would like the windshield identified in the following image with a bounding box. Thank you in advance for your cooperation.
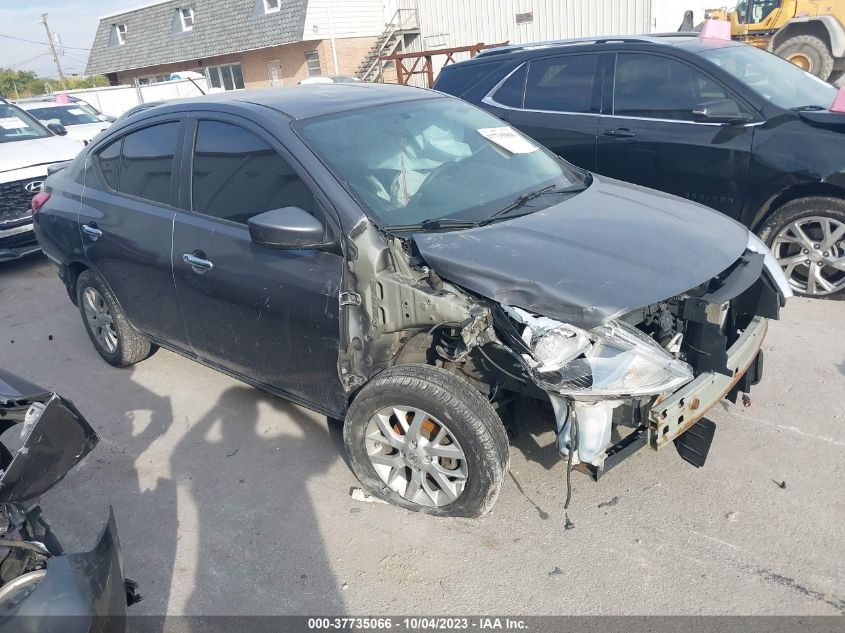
[698,44,838,110]
[295,97,585,228]
[0,104,51,143]
[27,104,101,126]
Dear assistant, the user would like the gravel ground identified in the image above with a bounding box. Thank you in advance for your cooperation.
[1,254,843,616]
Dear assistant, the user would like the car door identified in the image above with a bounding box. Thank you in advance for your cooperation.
[596,51,756,218]
[480,53,605,171]
[79,116,190,347]
[171,114,346,413]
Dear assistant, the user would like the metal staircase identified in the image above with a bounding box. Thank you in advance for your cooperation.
[357,8,420,82]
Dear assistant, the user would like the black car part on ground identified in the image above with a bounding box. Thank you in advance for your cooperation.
[0,370,139,628]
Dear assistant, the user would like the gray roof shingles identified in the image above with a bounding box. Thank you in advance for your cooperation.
[86,0,309,75]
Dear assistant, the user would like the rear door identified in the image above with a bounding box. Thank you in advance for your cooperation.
[480,53,605,171]
[171,114,346,413]
[596,51,755,218]
[79,116,189,346]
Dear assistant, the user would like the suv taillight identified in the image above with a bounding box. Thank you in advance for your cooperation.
[31,192,51,215]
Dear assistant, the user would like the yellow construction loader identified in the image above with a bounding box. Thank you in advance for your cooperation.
[705,0,845,82]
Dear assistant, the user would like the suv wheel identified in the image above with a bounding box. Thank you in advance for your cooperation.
[775,35,834,80]
[343,364,509,517]
[758,197,845,298]
[76,269,158,366]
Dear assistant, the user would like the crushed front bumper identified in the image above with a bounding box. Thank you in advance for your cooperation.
[648,315,768,449]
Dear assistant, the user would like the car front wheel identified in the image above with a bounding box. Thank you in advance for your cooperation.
[343,364,509,517]
[76,269,158,366]
[758,197,845,298]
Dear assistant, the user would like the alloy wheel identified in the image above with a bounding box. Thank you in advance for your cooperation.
[771,216,845,296]
[365,405,467,507]
[82,287,119,353]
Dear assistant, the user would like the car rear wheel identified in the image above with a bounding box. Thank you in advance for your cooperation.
[774,35,834,80]
[343,364,509,517]
[758,197,845,298]
[76,269,158,366]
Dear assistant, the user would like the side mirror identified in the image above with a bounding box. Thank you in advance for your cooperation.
[46,122,67,136]
[99,114,116,123]
[248,207,326,249]
[692,99,749,124]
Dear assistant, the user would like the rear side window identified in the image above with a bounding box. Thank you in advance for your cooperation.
[492,64,527,108]
[613,53,731,121]
[434,61,501,96]
[96,139,121,190]
[119,122,178,204]
[524,55,597,112]
[191,120,314,225]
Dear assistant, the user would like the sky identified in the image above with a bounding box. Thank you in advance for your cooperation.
[0,0,131,77]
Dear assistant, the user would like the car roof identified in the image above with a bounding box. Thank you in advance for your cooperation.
[472,33,742,62]
[16,101,72,110]
[136,83,440,121]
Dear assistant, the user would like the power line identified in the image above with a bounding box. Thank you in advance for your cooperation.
[0,33,90,50]
[7,53,50,69]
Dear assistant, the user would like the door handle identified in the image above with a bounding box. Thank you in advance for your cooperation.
[182,252,213,273]
[604,128,637,138]
[82,223,103,239]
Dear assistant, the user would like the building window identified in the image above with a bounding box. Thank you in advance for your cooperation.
[207,64,245,91]
[304,51,322,77]
[179,8,195,31]
[114,24,127,45]
[263,0,281,13]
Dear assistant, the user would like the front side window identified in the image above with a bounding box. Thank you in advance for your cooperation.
[613,53,731,121]
[296,97,585,228]
[192,120,314,225]
[28,105,101,127]
[0,104,51,143]
[524,55,597,113]
[119,122,179,205]
[698,44,838,110]
[305,51,322,77]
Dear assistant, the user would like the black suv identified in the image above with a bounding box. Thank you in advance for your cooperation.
[435,34,845,297]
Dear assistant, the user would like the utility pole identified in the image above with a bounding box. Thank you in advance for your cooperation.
[41,13,67,91]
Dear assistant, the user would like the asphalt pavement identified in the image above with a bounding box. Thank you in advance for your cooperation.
[1,254,843,615]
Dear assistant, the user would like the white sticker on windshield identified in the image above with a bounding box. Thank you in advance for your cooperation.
[0,117,27,130]
[67,108,85,115]
[477,127,538,154]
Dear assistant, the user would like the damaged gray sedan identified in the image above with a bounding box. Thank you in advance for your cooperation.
[33,84,790,516]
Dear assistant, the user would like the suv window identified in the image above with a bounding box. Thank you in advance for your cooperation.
[191,120,314,225]
[119,122,178,204]
[492,64,527,108]
[524,55,597,112]
[613,53,731,121]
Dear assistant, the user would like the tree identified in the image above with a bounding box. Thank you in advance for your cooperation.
[0,67,109,99]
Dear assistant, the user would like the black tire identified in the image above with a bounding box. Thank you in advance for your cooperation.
[76,269,157,366]
[775,35,834,80]
[758,197,845,298]
[344,364,509,517]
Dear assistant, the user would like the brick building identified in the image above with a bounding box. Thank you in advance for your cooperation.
[85,0,401,89]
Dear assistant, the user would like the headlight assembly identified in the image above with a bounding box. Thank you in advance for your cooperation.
[512,308,693,398]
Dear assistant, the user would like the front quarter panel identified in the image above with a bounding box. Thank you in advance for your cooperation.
[744,115,845,228]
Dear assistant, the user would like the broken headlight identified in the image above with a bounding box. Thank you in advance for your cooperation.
[516,310,693,398]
